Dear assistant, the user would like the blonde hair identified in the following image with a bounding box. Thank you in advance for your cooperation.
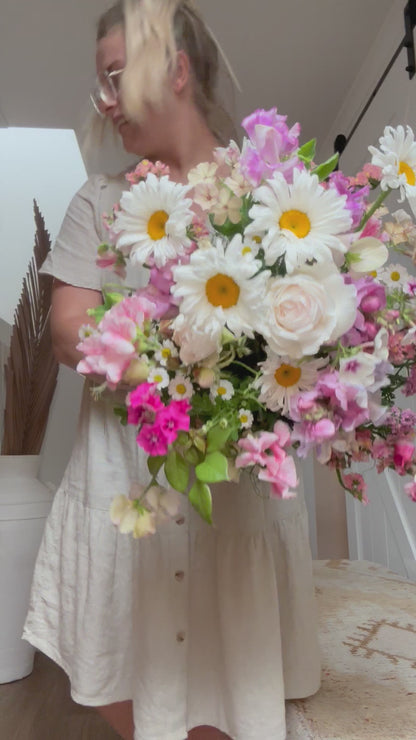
[95,0,237,145]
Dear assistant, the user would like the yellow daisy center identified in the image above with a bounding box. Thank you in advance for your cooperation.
[153,374,163,383]
[147,210,169,240]
[240,414,248,423]
[398,161,416,186]
[253,236,262,244]
[369,270,378,278]
[176,383,186,395]
[279,210,311,238]
[217,386,227,396]
[390,270,401,282]
[161,348,171,358]
[205,273,240,308]
[242,246,252,255]
[274,364,302,388]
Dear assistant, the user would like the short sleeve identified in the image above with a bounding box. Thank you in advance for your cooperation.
[41,174,116,291]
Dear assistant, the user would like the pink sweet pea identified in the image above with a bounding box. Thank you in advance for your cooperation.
[258,454,298,499]
[235,431,283,468]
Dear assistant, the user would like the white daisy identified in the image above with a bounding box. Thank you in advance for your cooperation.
[155,340,179,367]
[148,366,170,389]
[253,351,327,415]
[369,126,416,214]
[247,168,352,273]
[171,234,269,342]
[113,173,193,267]
[238,408,254,429]
[378,262,410,288]
[168,373,194,400]
[210,379,234,401]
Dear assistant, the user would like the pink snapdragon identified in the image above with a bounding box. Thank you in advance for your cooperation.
[341,472,369,503]
[404,477,416,502]
[236,421,297,498]
[125,159,170,185]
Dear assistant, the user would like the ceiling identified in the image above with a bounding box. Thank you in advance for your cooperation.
[0,0,398,171]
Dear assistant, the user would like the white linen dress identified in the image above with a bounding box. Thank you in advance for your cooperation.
[23,173,322,740]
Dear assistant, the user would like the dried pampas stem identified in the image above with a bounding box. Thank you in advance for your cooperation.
[1,201,58,455]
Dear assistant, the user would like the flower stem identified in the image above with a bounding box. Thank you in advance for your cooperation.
[358,188,390,231]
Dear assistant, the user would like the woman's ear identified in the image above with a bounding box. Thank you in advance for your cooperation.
[172,49,191,94]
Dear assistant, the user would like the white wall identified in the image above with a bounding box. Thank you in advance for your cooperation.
[0,128,87,485]
[318,2,416,574]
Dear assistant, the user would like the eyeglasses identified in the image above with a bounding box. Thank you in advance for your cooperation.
[90,68,124,116]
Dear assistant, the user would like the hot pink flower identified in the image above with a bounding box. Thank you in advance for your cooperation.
[127,383,163,425]
[393,440,415,475]
[137,423,169,456]
[156,400,191,443]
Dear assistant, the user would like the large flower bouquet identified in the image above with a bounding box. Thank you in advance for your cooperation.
[78,108,416,537]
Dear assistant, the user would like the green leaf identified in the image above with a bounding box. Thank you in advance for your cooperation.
[209,214,242,239]
[147,455,166,478]
[103,291,124,309]
[297,139,316,164]
[311,153,339,182]
[188,480,213,524]
[164,451,190,493]
[206,424,232,453]
[195,451,229,483]
[114,405,128,426]
[183,446,203,466]
[87,305,107,324]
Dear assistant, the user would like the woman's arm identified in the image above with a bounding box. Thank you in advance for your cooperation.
[50,279,103,370]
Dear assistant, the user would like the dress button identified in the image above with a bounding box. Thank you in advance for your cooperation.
[176,516,185,525]
[175,570,185,582]
[176,631,186,643]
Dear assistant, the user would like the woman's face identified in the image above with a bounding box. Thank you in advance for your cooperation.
[95,25,172,157]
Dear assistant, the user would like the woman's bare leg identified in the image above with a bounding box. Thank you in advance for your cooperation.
[188,727,231,739]
[96,700,134,740]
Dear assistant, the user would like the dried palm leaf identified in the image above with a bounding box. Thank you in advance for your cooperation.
[1,201,59,454]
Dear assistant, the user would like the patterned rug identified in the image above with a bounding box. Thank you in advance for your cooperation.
[286,559,416,739]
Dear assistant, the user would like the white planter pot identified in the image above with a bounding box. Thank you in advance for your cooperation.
[0,455,54,683]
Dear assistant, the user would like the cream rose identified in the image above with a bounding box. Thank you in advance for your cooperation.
[260,262,357,359]
[172,313,221,365]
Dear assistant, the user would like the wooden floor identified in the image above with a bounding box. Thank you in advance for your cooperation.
[0,651,121,739]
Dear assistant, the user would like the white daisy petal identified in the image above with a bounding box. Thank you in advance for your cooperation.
[113,173,193,267]
[246,169,352,273]
[369,125,416,205]
[253,351,327,414]
[171,234,269,342]
[210,379,234,401]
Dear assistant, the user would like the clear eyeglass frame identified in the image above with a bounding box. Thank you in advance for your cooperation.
[90,68,124,117]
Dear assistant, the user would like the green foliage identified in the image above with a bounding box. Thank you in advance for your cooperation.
[206,423,233,453]
[164,450,190,493]
[195,451,229,483]
[114,405,128,425]
[147,455,166,478]
[188,480,212,524]
[297,139,317,166]
[311,153,339,182]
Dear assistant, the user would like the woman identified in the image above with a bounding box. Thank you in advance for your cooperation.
[23,2,321,739]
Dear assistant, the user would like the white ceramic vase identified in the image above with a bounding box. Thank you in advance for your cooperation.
[0,454,54,683]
